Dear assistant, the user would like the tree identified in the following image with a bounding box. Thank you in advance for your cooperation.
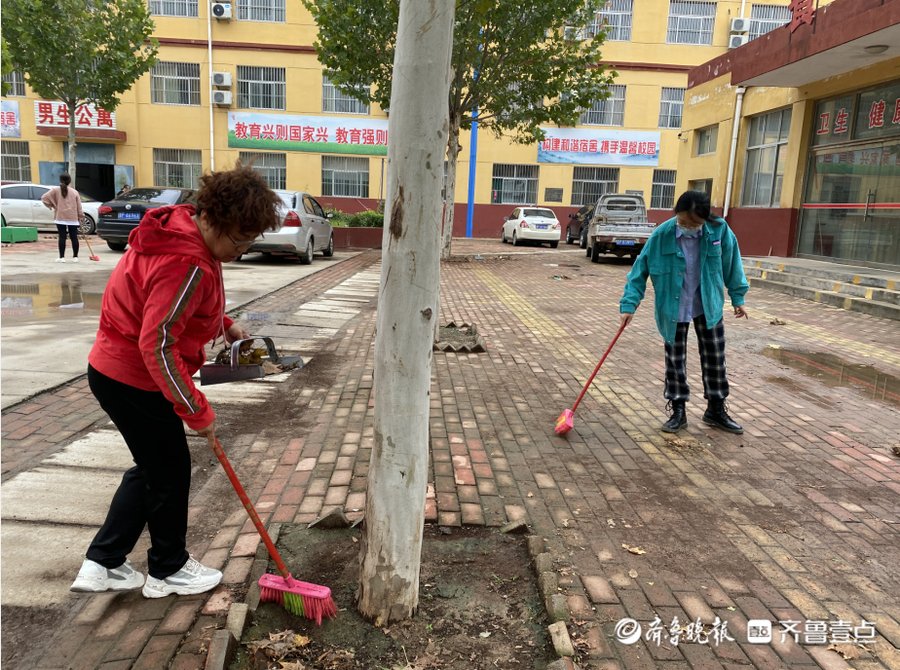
[303,0,615,259]
[1,38,13,96]
[3,0,157,180]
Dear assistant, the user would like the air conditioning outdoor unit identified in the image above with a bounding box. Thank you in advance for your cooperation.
[728,33,749,49]
[730,17,750,34]
[211,2,232,20]
[212,71,232,87]
[213,90,233,106]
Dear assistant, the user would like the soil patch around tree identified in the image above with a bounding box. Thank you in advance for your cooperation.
[231,525,553,669]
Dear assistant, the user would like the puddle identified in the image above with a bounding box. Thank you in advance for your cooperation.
[762,345,899,406]
[1,278,102,318]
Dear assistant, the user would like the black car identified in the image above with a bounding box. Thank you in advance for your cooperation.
[566,203,594,247]
[97,187,196,251]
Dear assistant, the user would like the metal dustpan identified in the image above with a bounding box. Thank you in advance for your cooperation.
[199,336,304,386]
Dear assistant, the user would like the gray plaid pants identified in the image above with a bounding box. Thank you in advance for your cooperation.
[664,315,729,402]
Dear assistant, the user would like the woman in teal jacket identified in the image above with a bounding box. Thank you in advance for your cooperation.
[619,191,749,434]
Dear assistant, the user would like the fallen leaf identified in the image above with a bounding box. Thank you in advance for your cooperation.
[479,631,492,638]
[606,518,616,528]
[293,634,310,647]
[622,544,646,555]
[891,445,900,457]
[828,643,861,660]
[769,318,787,325]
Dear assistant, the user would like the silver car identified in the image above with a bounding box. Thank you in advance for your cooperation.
[247,190,334,264]
[1,182,103,234]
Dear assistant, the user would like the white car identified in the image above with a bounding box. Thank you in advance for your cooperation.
[246,190,334,264]
[0,182,102,234]
[500,206,561,248]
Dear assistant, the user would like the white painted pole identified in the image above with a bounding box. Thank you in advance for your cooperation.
[723,86,746,218]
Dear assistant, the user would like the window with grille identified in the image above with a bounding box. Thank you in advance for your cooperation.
[237,66,286,110]
[238,0,285,22]
[322,74,370,114]
[491,164,538,204]
[149,0,198,17]
[1,141,30,182]
[239,152,287,190]
[742,108,791,207]
[659,87,685,128]
[153,149,202,189]
[322,156,369,197]
[587,0,633,41]
[580,85,626,126]
[667,1,716,45]
[651,169,677,209]
[151,62,201,106]
[696,125,718,155]
[749,4,791,40]
[2,71,25,97]
[571,167,619,206]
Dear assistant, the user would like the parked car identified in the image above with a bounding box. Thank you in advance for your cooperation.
[500,206,560,248]
[565,203,594,245]
[97,187,196,251]
[245,190,334,264]
[585,193,655,262]
[0,182,102,234]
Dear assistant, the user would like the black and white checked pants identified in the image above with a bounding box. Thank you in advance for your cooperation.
[664,315,729,402]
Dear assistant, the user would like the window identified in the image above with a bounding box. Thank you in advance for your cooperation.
[571,167,619,206]
[238,0,285,22]
[491,164,538,204]
[651,169,677,209]
[2,71,25,97]
[322,156,369,197]
[322,74,370,114]
[688,178,713,194]
[580,85,626,126]
[151,62,201,106]
[153,149,202,189]
[237,66,286,110]
[667,1,716,45]
[696,125,718,155]
[240,151,287,190]
[659,88,685,128]
[749,4,791,40]
[1,141,30,182]
[742,108,791,207]
[588,0,633,41]
[149,0,198,17]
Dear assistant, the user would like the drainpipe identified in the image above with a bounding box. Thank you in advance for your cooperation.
[207,5,216,172]
[723,86,746,218]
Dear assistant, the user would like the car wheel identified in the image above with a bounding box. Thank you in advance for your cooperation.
[500,228,507,243]
[79,214,96,235]
[580,230,588,249]
[512,232,520,246]
[591,242,601,263]
[550,241,559,249]
[299,238,314,265]
[107,241,126,252]
[323,234,334,257]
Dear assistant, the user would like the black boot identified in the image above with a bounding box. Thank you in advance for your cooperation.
[662,400,687,433]
[703,399,743,434]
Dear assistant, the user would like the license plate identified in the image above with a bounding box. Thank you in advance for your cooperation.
[119,212,141,220]
[536,224,548,230]
[616,239,636,246]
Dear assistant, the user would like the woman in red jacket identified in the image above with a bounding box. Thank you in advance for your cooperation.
[70,164,280,598]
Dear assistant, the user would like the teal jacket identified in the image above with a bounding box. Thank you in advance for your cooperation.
[619,216,749,344]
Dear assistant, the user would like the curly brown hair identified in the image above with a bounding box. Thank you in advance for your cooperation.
[195,162,281,237]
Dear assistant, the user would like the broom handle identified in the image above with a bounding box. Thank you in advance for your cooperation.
[211,438,292,579]
[571,321,627,413]
[81,230,96,257]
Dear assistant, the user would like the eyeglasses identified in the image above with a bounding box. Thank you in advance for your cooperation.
[225,231,257,250]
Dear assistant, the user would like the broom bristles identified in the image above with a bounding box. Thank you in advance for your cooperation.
[258,574,337,625]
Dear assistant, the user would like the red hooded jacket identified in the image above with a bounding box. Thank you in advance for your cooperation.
[88,204,233,430]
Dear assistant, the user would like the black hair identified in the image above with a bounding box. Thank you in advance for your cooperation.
[59,173,71,198]
[674,190,711,221]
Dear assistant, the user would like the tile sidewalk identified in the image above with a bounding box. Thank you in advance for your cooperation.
[2,239,899,669]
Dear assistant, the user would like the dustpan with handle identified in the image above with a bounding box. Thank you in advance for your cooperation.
[199,336,303,386]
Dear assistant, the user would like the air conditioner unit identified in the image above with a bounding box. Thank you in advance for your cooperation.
[212,71,232,87]
[212,90,232,106]
[728,33,749,49]
[730,17,750,34]
[211,2,232,20]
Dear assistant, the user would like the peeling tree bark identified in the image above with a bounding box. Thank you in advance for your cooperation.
[358,0,455,626]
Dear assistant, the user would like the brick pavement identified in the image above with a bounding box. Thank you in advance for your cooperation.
[2,239,899,669]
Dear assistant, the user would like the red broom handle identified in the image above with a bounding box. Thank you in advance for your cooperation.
[571,321,627,413]
[211,438,291,579]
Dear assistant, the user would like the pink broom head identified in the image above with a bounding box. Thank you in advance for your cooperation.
[555,408,575,435]
[258,574,337,625]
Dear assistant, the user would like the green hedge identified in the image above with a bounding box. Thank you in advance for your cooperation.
[326,208,384,228]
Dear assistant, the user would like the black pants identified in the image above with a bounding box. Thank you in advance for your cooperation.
[663,315,729,402]
[86,365,190,578]
[57,224,79,258]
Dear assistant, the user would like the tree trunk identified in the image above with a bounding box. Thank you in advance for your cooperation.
[358,0,454,626]
[67,101,77,182]
[439,115,462,260]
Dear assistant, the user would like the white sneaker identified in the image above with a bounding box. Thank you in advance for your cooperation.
[71,257,79,263]
[55,258,66,263]
[70,558,145,593]
[142,556,222,598]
